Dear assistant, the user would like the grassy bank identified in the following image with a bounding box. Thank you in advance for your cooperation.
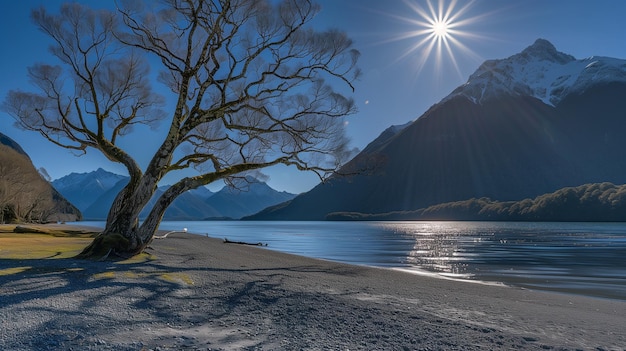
[0,224,98,260]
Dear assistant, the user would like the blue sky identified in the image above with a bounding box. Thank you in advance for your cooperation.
[1,0,626,193]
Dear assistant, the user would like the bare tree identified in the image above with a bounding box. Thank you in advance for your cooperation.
[3,0,360,258]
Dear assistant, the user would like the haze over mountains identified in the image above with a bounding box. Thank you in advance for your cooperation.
[248,39,626,220]
[51,169,296,220]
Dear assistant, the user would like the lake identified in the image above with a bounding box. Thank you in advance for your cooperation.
[76,221,626,300]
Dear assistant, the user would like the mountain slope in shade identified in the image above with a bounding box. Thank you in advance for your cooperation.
[143,186,221,221]
[80,178,127,220]
[0,132,81,222]
[247,39,626,220]
[205,177,297,219]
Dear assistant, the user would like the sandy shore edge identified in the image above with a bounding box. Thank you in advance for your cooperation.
[1,227,624,350]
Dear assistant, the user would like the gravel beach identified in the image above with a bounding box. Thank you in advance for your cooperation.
[1,230,625,350]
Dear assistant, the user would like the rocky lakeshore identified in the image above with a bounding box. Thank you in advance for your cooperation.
[1,228,624,350]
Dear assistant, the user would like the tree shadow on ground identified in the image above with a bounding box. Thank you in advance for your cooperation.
[0,248,368,350]
[0,242,574,351]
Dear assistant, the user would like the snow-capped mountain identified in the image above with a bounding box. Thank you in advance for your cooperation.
[52,168,126,194]
[444,38,626,106]
[52,168,127,211]
[249,39,626,220]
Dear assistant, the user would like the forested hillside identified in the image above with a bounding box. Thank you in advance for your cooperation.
[0,140,80,223]
[328,183,626,222]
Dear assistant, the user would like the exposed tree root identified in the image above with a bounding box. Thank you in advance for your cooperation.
[75,233,137,260]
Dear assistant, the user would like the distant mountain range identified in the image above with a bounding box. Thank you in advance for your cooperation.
[52,169,296,220]
[248,39,626,220]
[51,167,127,212]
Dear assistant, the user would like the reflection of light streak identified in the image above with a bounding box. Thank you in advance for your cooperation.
[383,221,475,277]
[407,236,465,275]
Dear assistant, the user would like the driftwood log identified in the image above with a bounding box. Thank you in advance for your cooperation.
[223,238,267,246]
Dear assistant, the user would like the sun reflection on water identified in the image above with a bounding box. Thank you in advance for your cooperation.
[377,221,492,278]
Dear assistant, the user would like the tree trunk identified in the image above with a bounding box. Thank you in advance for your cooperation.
[76,175,161,259]
[138,179,195,246]
[76,200,144,259]
[75,168,189,260]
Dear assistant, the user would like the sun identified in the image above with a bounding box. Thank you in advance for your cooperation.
[431,19,450,39]
[385,0,487,79]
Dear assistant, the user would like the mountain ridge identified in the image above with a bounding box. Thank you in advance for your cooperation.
[52,170,296,220]
[0,132,28,157]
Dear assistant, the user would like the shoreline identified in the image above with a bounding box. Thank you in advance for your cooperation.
[65,221,626,301]
[391,265,626,302]
[1,227,625,349]
[204,231,626,302]
[154,220,626,301]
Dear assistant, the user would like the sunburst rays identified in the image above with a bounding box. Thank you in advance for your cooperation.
[386,0,489,80]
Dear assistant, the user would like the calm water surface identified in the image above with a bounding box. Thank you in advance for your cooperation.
[78,221,626,300]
